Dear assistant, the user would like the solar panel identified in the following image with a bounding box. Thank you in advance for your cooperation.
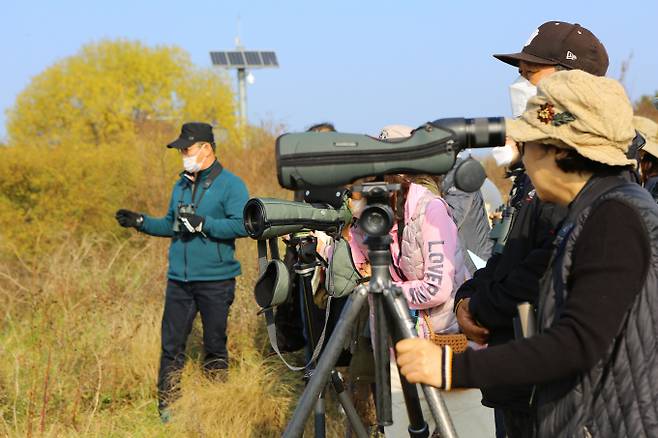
[228,51,245,66]
[261,51,279,66]
[209,52,229,66]
[210,50,278,69]
[244,51,262,66]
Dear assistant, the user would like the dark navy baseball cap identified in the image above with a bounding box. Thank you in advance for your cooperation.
[167,122,215,149]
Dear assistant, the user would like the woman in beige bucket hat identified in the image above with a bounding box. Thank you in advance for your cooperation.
[395,70,658,437]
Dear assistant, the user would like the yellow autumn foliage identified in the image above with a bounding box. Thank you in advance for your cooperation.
[0,40,245,260]
[7,39,237,147]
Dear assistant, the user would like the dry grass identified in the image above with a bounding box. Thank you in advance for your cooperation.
[0,130,350,437]
[0,235,165,437]
[0,235,346,437]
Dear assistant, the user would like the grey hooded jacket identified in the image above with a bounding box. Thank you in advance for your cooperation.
[443,164,494,272]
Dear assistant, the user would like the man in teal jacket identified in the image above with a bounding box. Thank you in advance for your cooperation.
[115,122,249,419]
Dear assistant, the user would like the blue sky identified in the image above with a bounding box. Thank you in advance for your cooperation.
[2,0,657,141]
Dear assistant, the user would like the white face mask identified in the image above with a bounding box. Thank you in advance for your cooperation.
[509,75,537,118]
[491,143,520,167]
[349,198,366,218]
[183,152,202,173]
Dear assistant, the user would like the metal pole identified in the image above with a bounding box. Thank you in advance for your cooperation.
[237,67,247,147]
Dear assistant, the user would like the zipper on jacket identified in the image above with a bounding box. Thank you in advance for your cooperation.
[216,242,223,263]
[184,240,188,282]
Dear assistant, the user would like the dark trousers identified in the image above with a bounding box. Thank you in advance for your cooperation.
[502,408,534,438]
[157,278,235,410]
[494,408,507,438]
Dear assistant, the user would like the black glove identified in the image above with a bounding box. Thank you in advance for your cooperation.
[178,212,205,234]
[115,209,143,229]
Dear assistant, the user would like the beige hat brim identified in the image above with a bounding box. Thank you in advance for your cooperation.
[507,118,636,166]
[644,140,658,159]
[632,116,658,159]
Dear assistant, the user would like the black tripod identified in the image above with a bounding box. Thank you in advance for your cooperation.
[286,232,369,438]
[283,183,458,438]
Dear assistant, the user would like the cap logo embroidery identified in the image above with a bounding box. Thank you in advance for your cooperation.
[566,51,577,60]
[537,102,576,126]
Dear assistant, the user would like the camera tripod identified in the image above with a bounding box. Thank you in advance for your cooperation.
[283,183,458,438]
[286,232,370,438]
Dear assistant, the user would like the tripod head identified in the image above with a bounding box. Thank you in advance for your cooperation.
[287,231,318,263]
[284,231,329,279]
[352,182,400,242]
[351,181,402,292]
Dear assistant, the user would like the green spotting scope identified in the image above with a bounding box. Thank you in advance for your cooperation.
[276,117,506,190]
[244,197,352,240]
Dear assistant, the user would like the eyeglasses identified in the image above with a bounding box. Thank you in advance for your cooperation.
[517,142,526,157]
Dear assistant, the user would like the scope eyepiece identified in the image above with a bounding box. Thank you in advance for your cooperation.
[360,204,394,237]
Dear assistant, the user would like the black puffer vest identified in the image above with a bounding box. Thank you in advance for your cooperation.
[535,176,658,438]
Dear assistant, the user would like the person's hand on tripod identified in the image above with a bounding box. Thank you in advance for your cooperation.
[396,338,444,388]
[456,298,489,345]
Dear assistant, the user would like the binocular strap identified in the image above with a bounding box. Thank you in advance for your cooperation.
[264,298,332,372]
[257,238,334,372]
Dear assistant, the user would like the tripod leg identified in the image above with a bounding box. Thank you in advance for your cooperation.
[395,365,431,438]
[314,392,326,438]
[298,273,326,438]
[283,286,369,438]
[382,288,458,438]
[330,370,369,438]
[300,273,323,350]
[372,293,393,428]
[385,307,430,438]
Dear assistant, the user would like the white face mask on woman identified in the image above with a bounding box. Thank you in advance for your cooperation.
[509,75,537,118]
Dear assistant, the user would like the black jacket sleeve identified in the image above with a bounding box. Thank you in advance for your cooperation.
[454,253,501,305]
[466,197,567,329]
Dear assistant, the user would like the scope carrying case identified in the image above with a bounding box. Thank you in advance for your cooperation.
[276,125,458,189]
[325,237,368,298]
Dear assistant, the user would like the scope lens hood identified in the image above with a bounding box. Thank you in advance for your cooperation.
[244,198,267,239]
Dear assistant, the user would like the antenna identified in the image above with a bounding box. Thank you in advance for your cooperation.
[235,16,243,49]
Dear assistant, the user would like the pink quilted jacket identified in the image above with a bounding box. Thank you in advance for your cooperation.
[350,183,470,337]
